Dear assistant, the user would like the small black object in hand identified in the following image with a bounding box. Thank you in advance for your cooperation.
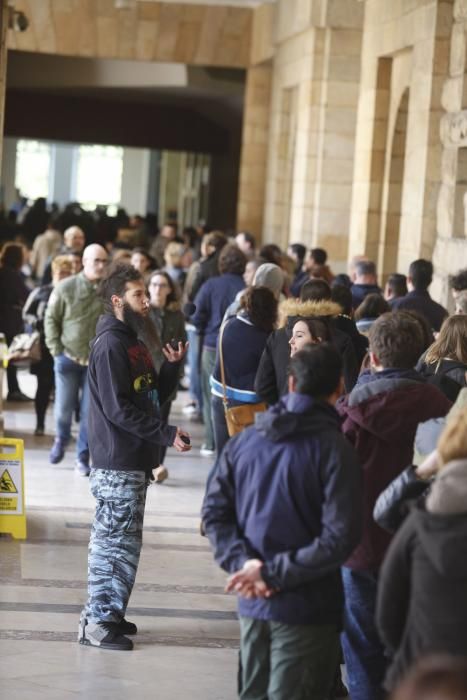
[180,434,191,445]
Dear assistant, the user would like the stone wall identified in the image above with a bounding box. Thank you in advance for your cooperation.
[8,0,251,69]
[432,0,467,306]
[238,0,364,267]
[349,0,454,286]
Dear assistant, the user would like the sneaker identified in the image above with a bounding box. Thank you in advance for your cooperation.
[49,438,67,464]
[153,465,169,483]
[34,426,45,436]
[75,459,90,477]
[78,617,133,651]
[182,402,198,416]
[6,390,32,402]
[118,618,137,635]
[200,444,215,457]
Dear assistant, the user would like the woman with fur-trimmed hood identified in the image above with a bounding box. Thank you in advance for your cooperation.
[254,296,359,406]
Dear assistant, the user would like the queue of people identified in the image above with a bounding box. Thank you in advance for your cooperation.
[1,202,467,698]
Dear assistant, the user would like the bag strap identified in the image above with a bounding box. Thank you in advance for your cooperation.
[218,321,229,409]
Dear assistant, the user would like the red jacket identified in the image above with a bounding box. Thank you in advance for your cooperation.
[337,371,451,571]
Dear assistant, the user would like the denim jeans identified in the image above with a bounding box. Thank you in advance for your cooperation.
[187,328,203,411]
[239,617,340,700]
[54,353,89,462]
[201,347,216,450]
[85,469,149,623]
[341,567,387,700]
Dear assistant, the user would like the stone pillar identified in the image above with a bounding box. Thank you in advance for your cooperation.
[432,0,467,306]
[236,62,272,240]
[0,0,8,174]
[0,0,7,434]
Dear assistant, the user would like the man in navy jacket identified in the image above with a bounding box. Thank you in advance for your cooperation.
[78,264,191,652]
[203,344,362,700]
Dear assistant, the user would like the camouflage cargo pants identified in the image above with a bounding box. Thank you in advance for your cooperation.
[84,469,149,623]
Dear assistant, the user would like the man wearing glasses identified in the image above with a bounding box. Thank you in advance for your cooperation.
[45,244,108,475]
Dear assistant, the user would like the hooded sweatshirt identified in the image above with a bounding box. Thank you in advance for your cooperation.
[337,370,451,571]
[376,459,467,690]
[87,314,178,473]
[202,393,362,626]
[254,299,359,404]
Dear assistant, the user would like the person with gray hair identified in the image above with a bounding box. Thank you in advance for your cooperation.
[45,243,109,475]
[222,262,284,323]
[351,259,382,310]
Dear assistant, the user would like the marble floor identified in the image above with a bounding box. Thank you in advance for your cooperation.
[0,371,238,700]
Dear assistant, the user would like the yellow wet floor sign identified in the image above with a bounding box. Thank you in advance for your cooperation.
[0,438,26,539]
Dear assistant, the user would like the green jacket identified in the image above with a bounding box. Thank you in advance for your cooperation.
[44,272,104,361]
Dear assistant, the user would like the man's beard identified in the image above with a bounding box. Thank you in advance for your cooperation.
[122,303,161,351]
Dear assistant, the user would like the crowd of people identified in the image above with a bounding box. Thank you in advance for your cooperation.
[1,196,467,698]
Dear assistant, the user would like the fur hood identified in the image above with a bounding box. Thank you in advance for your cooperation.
[278,298,342,328]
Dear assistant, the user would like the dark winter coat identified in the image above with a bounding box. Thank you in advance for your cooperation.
[22,283,54,375]
[333,313,369,366]
[211,312,271,403]
[187,250,222,302]
[254,299,359,405]
[336,370,451,571]
[391,289,448,332]
[0,266,30,340]
[87,314,179,474]
[416,355,467,402]
[377,460,467,690]
[202,393,362,626]
[191,273,245,349]
[351,283,382,310]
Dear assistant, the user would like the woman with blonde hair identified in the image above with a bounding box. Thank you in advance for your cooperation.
[376,407,467,692]
[416,314,467,400]
[163,241,189,289]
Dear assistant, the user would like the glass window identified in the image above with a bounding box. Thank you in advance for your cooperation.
[75,145,123,210]
[15,140,51,200]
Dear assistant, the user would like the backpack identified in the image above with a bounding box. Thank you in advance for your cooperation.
[418,361,466,402]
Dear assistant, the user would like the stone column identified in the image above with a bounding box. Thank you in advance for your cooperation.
[0,0,8,435]
[0,0,8,174]
[236,62,272,240]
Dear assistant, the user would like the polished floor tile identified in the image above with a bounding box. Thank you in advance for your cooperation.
[0,373,238,699]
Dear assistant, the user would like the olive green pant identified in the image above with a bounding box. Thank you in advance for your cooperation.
[239,617,340,700]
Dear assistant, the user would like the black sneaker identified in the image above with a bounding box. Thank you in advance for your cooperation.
[7,390,32,402]
[78,618,133,650]
[118,618,137,635]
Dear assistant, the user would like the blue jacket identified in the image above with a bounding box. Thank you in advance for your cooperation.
[191,273,245,349]
[211,313,270,403]
[202,393,362,626]
[87,314,178,474]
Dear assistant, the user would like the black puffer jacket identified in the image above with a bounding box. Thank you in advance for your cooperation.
[255,299,359,405]
[416,355,467,402]
[377,459,467,690]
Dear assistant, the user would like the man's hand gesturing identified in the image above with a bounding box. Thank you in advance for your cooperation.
[173,428,191,452]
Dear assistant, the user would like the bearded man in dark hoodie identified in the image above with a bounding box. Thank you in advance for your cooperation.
[78,264,191,652]
[336,311,451,700]
[203,344,362,700]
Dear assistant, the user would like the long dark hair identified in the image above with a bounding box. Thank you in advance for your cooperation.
[148,269,179,307]
[240,286,277,333]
